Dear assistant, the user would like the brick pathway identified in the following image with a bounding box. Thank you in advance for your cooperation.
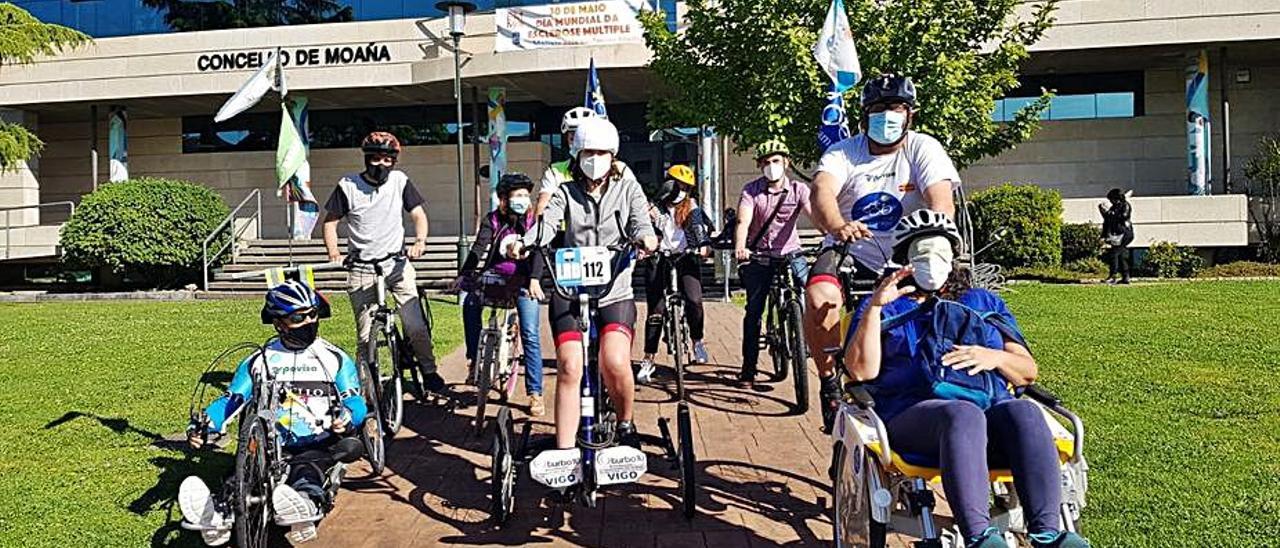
[317,302,922,547]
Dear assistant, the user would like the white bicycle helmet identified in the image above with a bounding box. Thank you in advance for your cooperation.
[572,117,620,155]
[561,107,597,134]
[891,209,961,263]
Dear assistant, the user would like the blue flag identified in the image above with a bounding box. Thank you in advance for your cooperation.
[585,57,609,119]
[819,84,851,153]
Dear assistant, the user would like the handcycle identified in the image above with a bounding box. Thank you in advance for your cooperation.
[645,248,700,519]
[744,248,814,415]
[183,340,365,547]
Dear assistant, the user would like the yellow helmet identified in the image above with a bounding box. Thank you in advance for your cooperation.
[755,139,790,161]
[666,164,696,187]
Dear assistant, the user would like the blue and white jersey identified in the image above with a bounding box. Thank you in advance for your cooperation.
[203,338,367,448]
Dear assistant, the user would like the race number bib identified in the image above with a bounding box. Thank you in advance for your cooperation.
[555,247,611,287]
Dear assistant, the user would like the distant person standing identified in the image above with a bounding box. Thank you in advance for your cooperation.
[1099,188,1133,284]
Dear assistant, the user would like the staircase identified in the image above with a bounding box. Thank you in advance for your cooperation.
[207,237,462,293]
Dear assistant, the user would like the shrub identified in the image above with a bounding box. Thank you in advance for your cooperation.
[1140,241,1204,278]
[1061,223,1103,263]
[1195,261,1280,278]
[61,178,230,288]
[1244,134,1280,263]
[969,184,1063,268]
[1065,257,1109,276]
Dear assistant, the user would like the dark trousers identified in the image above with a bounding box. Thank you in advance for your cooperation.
[738,256,809,372]
[1106,234,1133,280]
[643,254,705,355]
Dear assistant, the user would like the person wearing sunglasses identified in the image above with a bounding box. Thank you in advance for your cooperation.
[178,281,368,545]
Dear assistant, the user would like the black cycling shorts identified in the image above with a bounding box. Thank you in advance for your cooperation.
[549,294,637,347]
[807,246,878,288]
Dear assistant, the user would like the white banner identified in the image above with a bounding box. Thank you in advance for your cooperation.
[496,1,651,52]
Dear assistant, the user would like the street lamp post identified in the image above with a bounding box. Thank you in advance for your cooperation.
[437,1,477,268]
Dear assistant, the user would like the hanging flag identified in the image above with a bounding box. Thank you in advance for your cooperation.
[284,97,318,239]
[1186,50,1212,196]
[276,104,307,197]
[108,106,128,182]
[214,49,285,123]
[488,87,508,211]
[813,0,861,93]
[585,57,609,119]
[818,83,852,153]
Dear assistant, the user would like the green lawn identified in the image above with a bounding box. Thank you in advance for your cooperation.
[1,282,1278,546]
[0,295,462,547]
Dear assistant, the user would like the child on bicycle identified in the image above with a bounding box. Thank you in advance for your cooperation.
[457,173,547,416]
[637,164,715,383]
[845,211,1089,548]
[178,281,367,546]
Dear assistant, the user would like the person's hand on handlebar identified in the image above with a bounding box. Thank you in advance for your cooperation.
[635,235,659,259]
[408,241,426,259]
[734,246,751,262]
[327,248,344,265]
[506,240,528,260]
[834,220,874,242]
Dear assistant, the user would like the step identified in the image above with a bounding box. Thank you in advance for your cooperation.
[222,255,461,267]
[247,237,463,247]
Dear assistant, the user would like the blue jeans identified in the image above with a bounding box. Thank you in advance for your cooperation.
[739,254,810,370]
[464,290,544,396]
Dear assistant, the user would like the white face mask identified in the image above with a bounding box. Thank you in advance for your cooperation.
[579,154,612,181]
[907,236,954,291]
[508,196,531,215]
[763,163,785,182]
[673,190,688,204]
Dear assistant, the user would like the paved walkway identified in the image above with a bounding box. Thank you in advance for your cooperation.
[317,302,918,547]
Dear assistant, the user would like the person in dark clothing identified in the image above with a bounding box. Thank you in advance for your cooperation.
[455,173,547,416]
[1099,188,1134,284]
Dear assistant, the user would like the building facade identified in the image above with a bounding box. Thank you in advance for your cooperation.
[2,0,1276,260]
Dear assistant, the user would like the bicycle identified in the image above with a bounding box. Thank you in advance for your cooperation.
[746,250,813,415]
[469,272,526,438]
[647,248,700,519]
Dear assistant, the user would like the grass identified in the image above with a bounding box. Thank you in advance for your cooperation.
[0,295,462,547]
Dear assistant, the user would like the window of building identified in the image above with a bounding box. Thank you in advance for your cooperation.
[992,71,1144,122]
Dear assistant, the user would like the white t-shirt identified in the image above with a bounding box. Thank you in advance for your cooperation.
[816,131,960,271]
[655,208,688,253]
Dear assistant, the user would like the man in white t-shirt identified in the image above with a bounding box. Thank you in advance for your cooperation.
[803,74,961,431]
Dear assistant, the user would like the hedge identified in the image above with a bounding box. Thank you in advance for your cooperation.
[969,183,1063,268]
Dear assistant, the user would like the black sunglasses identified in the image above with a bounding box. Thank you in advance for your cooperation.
[285,309,319,324]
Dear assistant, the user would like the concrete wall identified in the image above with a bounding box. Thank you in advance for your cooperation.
[1062,195,1249,247]
[1029,1,1280,51]
[36,117,550,238]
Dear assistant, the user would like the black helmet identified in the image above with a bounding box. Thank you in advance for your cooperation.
[861,74,917,109]
[496,173,534,197]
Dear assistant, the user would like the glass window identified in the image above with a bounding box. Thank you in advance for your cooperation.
[1096,92,1135,118]
[1049,94,1096,120]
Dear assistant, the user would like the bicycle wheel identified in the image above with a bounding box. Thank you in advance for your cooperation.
[832,443,886,548]
[358,358,386,476]
[668,301,687,387]
[787,299,810,414]
[233,416,271,548]
[489,406,516,525]
[474,330,497,434]
[676,402,697,520]
[381,330,405,437]
[767,296,789,382]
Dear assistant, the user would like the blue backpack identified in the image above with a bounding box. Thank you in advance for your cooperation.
[879,296,1028,410]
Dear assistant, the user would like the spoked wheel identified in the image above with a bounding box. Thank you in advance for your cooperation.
[381,329,405,436]
[786,299,810,414]
[767,299,790,382]
[358,359,386,477]
[233,417,271,548]
[474,330,497,435]
[668,302,688,379]
[489,406,516,525]
[676,402,697,519]
[832,443,886,548]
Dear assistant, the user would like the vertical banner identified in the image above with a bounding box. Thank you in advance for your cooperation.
[819,83,852,153]
[286,97,318,239]
[108,106,128,182]
[488,87,508,211]
[1186,50,1212,196]
[698,127,721,227]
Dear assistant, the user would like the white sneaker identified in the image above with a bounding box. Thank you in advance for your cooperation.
[272,484,321,543]
[178,476,232,546]
[636,358,656,384]
[692,341,709,364]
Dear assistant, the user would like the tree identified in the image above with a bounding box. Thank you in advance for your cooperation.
[0,4,90,171]
[141,0,353,33]
[1244,134,1280,263]
[640,0,1058,168]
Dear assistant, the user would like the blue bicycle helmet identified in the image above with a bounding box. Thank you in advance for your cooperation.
[261,280,331,324]
[861,74,917,109]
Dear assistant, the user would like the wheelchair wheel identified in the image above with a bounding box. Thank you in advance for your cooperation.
[474,330,497,435]
[381,330,405,436]
[233,417,271,548]
[786,299,809,414]
[676,402,697,520]
[489,406,516,525]
[358,361,386,476]
[832,443,885,548]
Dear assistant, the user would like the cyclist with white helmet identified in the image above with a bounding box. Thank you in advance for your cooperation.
[511,117,658,450]
[845,210,1090,548]
[178,282,367,545]
[537,107,638,214]
[804,74,961,432]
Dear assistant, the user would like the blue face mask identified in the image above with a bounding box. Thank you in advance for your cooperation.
[867,110,907,145]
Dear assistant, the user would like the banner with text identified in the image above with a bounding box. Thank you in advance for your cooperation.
[496,1,650,52]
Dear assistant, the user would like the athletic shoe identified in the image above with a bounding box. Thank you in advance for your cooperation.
[272,484,321,543]
[636,358,657,384]
[736,366,757,386]
[692,341,709,364]
[178,476,232,546]
[421,371,445,393]
[617,420,641,450]
[528,394,546,417]
[820,375,842,432]
[1030,531,1090,548]
[967,527,1012,548]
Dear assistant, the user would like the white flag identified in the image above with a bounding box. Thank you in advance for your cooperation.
[214,51,285,123]
[813,0,861,93]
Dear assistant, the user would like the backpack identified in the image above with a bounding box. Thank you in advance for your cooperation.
[878,296,1027,410]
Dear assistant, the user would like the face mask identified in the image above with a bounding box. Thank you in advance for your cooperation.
[580,154,612,180]
[364,163,391,186]
[868,110,907,146]
[673,191,688,204]
[763,163,785,182]
[279,321,319,350]
[509,196,531,215]
[907,236,954,292]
